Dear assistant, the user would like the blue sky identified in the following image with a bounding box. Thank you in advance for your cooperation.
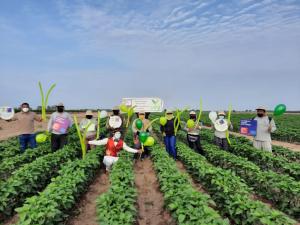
[1,0,300,110]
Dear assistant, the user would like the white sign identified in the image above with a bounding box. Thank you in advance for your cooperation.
[122,97,164,112]
[0,106,15,120]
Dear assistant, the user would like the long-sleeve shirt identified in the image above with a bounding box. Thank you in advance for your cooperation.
[47,112,73,135]
[89,138,138,154]
[213,119,233,139]
[160,118,181,136]
[254,116,276,142]
[14,112,41,135]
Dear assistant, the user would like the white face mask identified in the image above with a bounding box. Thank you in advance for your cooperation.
[113,132,121,141]
[22,107,29,113]
[219,116,225,120]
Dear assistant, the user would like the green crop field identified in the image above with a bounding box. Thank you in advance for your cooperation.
[0,112,299,225]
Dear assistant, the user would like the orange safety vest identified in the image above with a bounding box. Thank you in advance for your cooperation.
[106,138,124,157]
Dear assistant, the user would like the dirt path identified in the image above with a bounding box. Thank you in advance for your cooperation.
[1,214,19,225]
[66,170,109,225]
[134,158,175,225]
[175,160,209,195]
[203,126,300,151]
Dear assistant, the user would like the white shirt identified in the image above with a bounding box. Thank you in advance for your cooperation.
[254,116,276,142]
[89,138,138,154]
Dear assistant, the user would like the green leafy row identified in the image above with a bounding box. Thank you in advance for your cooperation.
[96,151,137,225]
[14,146,105,225]
[201,142,300,218]
[0,143,52,180]
[171,127,300,218]
[176,142,297,224]
[151,144,230,225]
[0,143,79,221]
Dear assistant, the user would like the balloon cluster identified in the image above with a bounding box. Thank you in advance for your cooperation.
[135,119,155,147]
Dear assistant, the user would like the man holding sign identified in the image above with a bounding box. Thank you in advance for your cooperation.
[47,103,73,151]
[253,106,276,152]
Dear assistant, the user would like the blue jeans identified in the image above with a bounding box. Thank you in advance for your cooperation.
[19,134,37,153]
[164,136,177,159]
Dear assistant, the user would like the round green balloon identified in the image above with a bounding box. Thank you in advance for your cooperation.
[144,136,155,147]
[120,104,128,113]
[36,133,47,143]
[139,132,149,143]
[135,119,143,130]
[187,119,195,129]
[160,117,167,126]
[274,104,286,116]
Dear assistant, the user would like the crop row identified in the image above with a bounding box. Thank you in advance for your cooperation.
[151,143,229,225]
[14,146,105,225]
[176,142,296,225]
[0,143,80,221]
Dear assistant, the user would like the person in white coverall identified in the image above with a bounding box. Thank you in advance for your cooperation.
[253,106,276,152]
[89,131,142,171]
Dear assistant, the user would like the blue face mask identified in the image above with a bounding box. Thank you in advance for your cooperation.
[219,116,225,120]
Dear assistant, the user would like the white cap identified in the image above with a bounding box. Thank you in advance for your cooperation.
[256,106,267,111]
[166,109,173,114]
[57,102,64,107]
[189,111,196,115]
[86,110,93,116]
[218,111,226,116]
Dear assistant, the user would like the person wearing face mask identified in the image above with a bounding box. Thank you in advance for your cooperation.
[47,103,73,151]
[132,111,153,159]
[252,106,276,152]
[80,110,97,150]
[212,111,233,150]
[184,111,204,155]
[160,109,181,159]
[89,131,142,172]
[12,102,42,153]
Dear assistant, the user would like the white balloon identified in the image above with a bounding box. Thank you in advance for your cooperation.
[214,119,229,132]
[0,106,14,120]
[209,111,217,122]
[100,110,108,118]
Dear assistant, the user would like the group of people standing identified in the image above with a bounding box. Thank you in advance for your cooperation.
[5,102,277,171]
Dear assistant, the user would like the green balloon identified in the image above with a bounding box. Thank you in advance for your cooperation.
[36,133,47,143]
[136,119,143,130]
[144,136,155,147]
[274,104,286,116]
[139,132,149,143]
[160,117,167,126]
[187,119,195,129]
